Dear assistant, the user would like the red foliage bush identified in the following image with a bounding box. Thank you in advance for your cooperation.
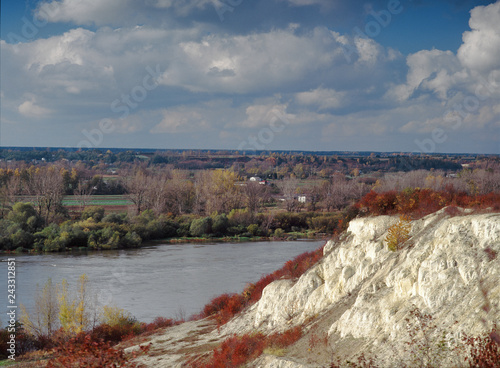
[140,317,176,334]
[197,245,325,326]
[246,247,324,304]
[198,293,246,325]
[46,332,148,368]
[464,330,500,368]
[267,326,303,348]
[358,189,500,219]
[191,327,303,368]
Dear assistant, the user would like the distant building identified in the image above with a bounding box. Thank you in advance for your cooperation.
[298,195,307,203]
[249,176,262,182]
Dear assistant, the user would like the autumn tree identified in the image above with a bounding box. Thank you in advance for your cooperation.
[21,278,60,337]
[124,169,150,214]
[25,166,65,223]
[244,181,270,215]
[278,176,300,212]
[195,170,242,214]
[58,274,97,334]
[322,175,355,211]
[74,180,94,211]
[164,170,195,215]
[385,215,412,251]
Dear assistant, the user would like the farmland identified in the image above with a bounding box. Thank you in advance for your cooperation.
[62,195,131,214]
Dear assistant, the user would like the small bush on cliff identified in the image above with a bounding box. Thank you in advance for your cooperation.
[385,215,411,252]
[189,327,302,368]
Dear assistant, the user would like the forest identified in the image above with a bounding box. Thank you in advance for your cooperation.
[0,148,499,252]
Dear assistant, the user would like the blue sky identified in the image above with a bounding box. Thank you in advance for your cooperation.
[1,0,499,153]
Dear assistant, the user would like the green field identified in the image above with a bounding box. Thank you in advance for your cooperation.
[62,195,131,206]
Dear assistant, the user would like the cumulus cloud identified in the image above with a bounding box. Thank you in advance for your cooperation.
[159,27,403,94]
[2,0,499,152]
[458,1,500,73]
[18,99,53,118]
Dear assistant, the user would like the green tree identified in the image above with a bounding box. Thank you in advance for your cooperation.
[81,206,105,222]
[8,202,42,232]
[190,217,212,237]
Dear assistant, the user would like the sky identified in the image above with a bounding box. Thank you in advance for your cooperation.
[0,0,499,154]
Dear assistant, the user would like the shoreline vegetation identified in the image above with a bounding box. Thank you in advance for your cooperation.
[0,150,499,365]
[1,185,498,255]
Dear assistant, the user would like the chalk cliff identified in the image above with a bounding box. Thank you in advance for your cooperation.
[129,208,500,367]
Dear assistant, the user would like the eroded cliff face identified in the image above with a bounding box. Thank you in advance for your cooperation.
[129,209,500,367]
[223,208,500,366]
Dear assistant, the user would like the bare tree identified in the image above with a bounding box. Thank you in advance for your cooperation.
[0,174,21,217]
[306,184,322,211]
[244,181,270,215]
[74,180,94,211]
[26,166,65,223]
[195,170,242,214]
[322,175,355,211]
[124,170,149,215]
[144,172,170,215]
[278,176,300,212]
[164,170,194,215]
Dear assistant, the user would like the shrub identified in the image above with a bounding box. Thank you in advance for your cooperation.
[307,214,341,233]
[46,332,147,368]
[81,206,105,222]
[463,329,500,368]
[200,293,245,325]
[190,327,302,368]
[212,214,229,235]
[121,231,142,248]
[273,228,285,238]
[190,217,213,237]
[247,223,260,236]
[8,202,42,231]
[102,213,125,224]
[385,215,412,252]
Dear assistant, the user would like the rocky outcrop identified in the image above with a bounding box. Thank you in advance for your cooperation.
[130,209,500,367]
[223,208,500,365]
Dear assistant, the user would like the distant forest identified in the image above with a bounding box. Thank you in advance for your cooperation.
[0,147,498,252]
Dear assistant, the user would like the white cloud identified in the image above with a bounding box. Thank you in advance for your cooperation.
[458,1,500,74]
[18,99,53,118]
[295,88,346,110]
[152,109,209,133]
[36,0,218,27]
[37,0,134,26]
[160,27,402,94]
[238,103,294,128]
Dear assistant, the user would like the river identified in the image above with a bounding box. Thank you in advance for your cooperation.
[0,240,325,324]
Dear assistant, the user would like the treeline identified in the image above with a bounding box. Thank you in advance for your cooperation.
[1,158,499,252]
[0,201,356,252]
[3,147,492,178]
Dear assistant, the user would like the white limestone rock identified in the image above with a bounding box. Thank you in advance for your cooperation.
[240,210,500,364]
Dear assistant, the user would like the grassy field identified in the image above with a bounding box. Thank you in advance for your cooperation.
[62,195,131,206]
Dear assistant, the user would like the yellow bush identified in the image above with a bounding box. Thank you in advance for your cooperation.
[386,215,412,251]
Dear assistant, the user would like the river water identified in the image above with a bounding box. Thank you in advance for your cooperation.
[0,240,325,323]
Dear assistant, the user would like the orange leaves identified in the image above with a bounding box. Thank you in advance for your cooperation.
[385,215,412,252]
[358,188,500,218]
[190,327,303,368]
[197,246,325,326]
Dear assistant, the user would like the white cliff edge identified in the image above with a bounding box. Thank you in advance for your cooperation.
[222,208,500,367]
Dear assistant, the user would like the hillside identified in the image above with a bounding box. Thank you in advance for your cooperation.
[127,208,500,367]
